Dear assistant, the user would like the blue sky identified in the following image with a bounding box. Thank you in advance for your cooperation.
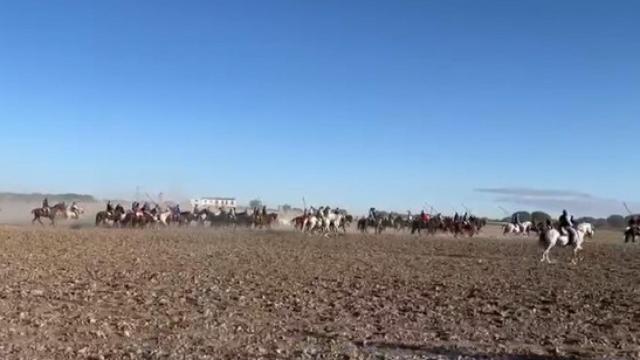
[1,0,639,217]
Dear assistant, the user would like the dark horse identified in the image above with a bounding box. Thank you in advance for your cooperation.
[357,217,383,234]
[95,205,126,227]
[625,226,640,243]
[31,202,67,226]
[411,216,446,235]
[253,213,278,229]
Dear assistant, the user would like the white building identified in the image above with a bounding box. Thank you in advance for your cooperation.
[190,197,237,208]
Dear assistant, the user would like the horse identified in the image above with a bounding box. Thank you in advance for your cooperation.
[253,212,278,229]
[576,222,595,239]
[410,218,429,235]
[292,215,307,230]
[453,221,477,238]
[301,215,321,233]
[393,215,411,232]
[624,226,640,243]
[539,225,587,264]
[156,207,175,226]
[205,209,235,227]
[357,217,384,234]
[411,215,444,235]
[233,211,254,228]
[95,205,126,227]
[324,212,351,234]
[121,209,153,228]
[64,204,84,220]
[31,202,67,226]
[503,221,533,236]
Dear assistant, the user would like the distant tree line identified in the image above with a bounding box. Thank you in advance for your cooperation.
[501,211,633,229]
[0,192,97,203]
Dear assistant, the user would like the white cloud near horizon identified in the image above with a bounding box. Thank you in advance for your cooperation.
[475,187,638,217]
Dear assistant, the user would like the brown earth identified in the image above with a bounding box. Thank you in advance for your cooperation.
[0,225,637,359]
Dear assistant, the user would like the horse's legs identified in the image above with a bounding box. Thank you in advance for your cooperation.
[541,242,554,263]
[571,247,580,264]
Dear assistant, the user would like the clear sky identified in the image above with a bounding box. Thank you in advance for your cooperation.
[1,0,639,217]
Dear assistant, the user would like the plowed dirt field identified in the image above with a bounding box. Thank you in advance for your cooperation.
[0,226,637,359]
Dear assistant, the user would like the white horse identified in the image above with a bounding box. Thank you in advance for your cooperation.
[158,208,173,226]
[322,212,347,234]
[503,221,533,236]
[576,222,595,239]
[302,215,321,233]
[539,227,587,264]
[66,204,84,220]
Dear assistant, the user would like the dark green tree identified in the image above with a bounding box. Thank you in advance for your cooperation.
[530,211,551,224]
[606,215,626,228]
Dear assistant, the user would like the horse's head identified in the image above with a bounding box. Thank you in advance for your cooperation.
[585,225,595,238]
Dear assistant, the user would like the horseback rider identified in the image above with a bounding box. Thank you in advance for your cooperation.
[192,204,199,214]
[420,210,429,223]
[70,201,79,214]
[42,197,50,216]
[106,201,113,215]
[512,212,520,225]
[453,212,459,223]
[369,207,377,222]
[462,212,469,223]
[559,209,575,244]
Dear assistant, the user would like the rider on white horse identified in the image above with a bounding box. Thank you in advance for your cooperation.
[559,209,575,244]
[512,213,520,226]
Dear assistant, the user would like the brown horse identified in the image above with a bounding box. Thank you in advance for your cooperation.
[254,213,278,229]
[121,210,156,228]
[31,203,67,226]
[95,205,126,227]
[291,215,307,230]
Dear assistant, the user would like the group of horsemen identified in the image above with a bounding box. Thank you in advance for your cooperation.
[367,207,476,225]
[40,198,82,217]
[511,209,579,243]
[102,199,274,224]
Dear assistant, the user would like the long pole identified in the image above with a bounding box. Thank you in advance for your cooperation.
[461,203,471,214]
